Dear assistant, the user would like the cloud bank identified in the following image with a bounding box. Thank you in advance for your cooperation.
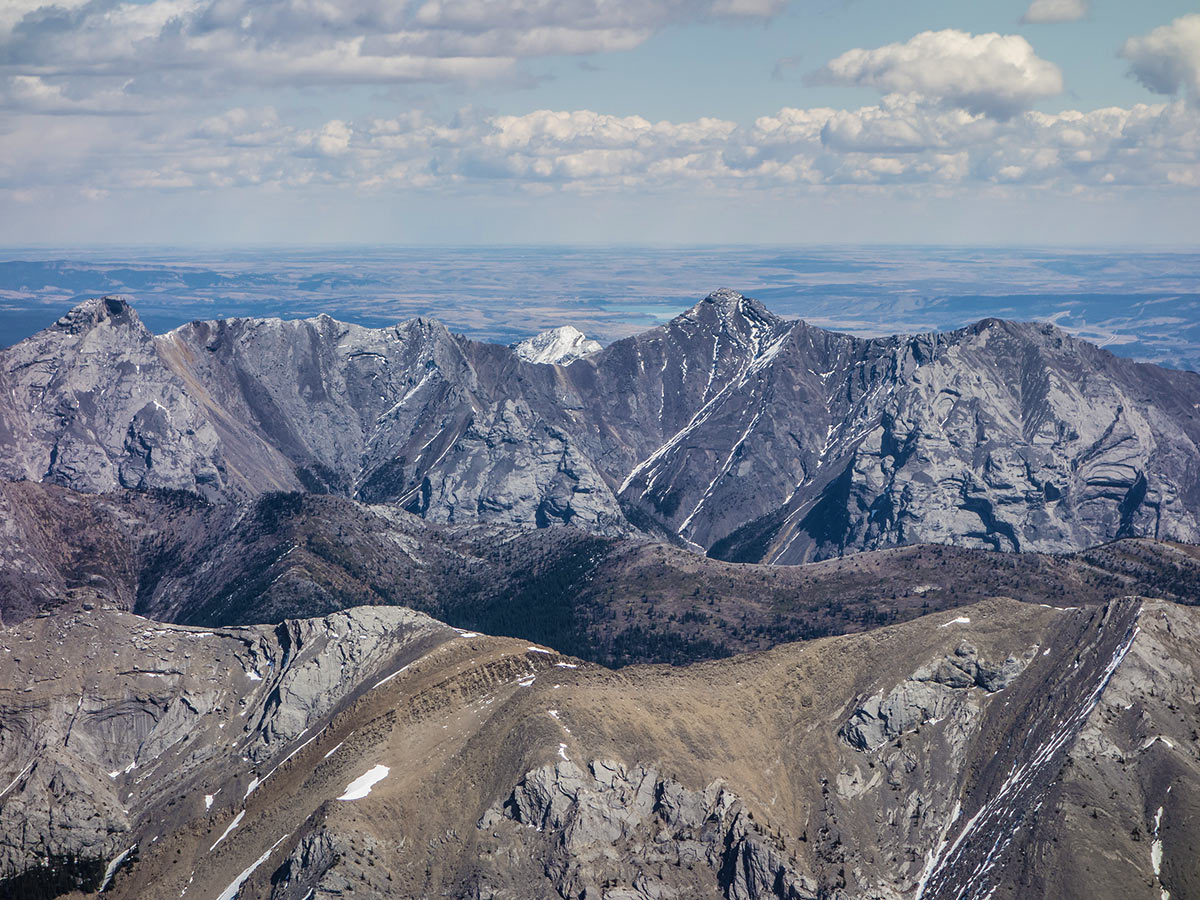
[0,10,1196,237]
[0,0,782,108]
[6,93,1196,199]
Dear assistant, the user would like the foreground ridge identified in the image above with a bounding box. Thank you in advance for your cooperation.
[0,595,1191,900]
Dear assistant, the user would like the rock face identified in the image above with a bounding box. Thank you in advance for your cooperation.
[512,326,602,365]
[0,603,454,894]
[840,640,1033,751]
[0,298,224,494]
[2,291,1199,560]
[480,758,818,900]
[0,596,1188,900]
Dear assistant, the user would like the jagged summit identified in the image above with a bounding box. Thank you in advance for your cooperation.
[682,288,780,328]
[51,294,143,335]
[42,292,1073,362]
[511,325,602,365]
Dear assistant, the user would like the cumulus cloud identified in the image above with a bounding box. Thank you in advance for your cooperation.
[0,0,782,109]
[816,95,995,153]
[1021,0,1088,25]
[7,94,1197,200]
[0,10,1197,206]
[1122,14,1200,102]
[813,29,1064,119]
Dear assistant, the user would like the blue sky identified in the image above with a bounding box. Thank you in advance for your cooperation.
[2,0,1199,245]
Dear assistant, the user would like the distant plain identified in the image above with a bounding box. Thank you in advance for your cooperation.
[2,246,1197,371]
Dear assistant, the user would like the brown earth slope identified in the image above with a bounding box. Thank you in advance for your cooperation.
[0,595,1194,900]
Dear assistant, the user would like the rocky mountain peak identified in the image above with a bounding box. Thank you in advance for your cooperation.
[957,316,1070,345]
[698,288,777,324]
[678,290,785,351]
[1,291,1198,561]
[51,295,143,336]
[511,325,602,365]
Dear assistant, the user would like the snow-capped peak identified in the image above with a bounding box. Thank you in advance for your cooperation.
[512,325,602,365]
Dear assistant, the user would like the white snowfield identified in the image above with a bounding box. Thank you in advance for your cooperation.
[214,834,290,900]
[337,765,390,801]
[512,326,602,365]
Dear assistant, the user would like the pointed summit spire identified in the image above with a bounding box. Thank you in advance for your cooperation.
[681,289,782,329]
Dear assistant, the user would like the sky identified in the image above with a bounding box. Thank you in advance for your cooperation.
[2,0,1199,246]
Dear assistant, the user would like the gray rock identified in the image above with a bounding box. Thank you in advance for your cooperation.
[4,292,1198,559]
[486,759,819,900]
[0,604,452,883]
[841,643,1033,751]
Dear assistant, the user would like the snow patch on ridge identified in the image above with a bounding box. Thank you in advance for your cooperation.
[209,810,245,852]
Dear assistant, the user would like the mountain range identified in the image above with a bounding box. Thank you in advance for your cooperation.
[1,591,1192,900]
[2,291,1198,563]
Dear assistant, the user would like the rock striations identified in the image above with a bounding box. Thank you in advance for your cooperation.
[1,291,1198,561]
[0,596,1193,900]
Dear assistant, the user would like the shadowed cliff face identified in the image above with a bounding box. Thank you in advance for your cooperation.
[1,291,1199,561]
[0,596,1191,900]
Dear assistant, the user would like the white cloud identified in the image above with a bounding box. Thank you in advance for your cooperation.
[814,29,1064,119]
[1122,14,1200,102]
[1021,0,1088,25]
[0,0,783,110]
[311,120,353,157]
[2,9,1199,206]
[817,95,995,153]
[10,96,1196,199]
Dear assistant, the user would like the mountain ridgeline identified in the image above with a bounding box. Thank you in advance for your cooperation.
[1,290,1198,563]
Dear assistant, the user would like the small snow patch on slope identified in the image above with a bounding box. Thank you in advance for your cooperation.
[97,845,135,893]
[1152,805,1169,899]
[939,616,971,627]
[210,811,244,852]
[214,834,290,900]
[337,765,390,801]
[512,326,602,365]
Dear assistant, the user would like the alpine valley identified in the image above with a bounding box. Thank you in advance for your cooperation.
[2,291,1200,900]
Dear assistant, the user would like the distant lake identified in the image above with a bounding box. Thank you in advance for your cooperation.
[1,246,1197,372]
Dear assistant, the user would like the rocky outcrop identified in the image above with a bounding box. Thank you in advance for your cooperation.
[0,297,226,495]
[841,640,1035,751]
[268,829,342,900]
[480,758,818,900]
[0,604,453,890]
